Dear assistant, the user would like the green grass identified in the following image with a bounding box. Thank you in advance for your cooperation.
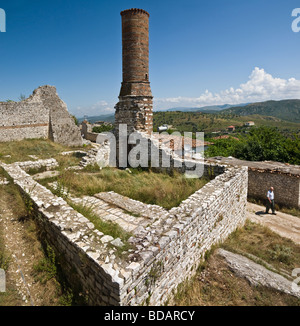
[0,138,88,164]
[33,242,57,284]
[153,111,300,135]
[221,220,300,274]
[0,218,10,272]
[42,167,210,210]
[173,220,300,306]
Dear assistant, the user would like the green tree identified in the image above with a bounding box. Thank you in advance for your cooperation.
[205,127,300,164]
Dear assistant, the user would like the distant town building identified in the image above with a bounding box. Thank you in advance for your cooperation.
[151,133,213,158]
[244,121,255,127]
[227,125,235,132]
[158,124,168,132]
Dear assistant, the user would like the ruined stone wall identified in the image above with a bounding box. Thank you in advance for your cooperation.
[80,121,103,143]
[122,165,248,305]
[0,86,83,147]
[1,162,122,305]
[0,96,49,141]
[1,160,247,306]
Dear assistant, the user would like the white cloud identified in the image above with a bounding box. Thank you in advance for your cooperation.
[154,67,300,110]
[72,100,115,117]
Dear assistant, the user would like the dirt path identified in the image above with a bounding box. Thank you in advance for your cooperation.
[0,190,59,306]
[246,202,300,245]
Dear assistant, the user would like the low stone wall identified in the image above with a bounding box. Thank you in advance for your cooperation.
[123,165,248,305]
[1,162,123,305]
[1,160,247,306]
[84,132,98,142]
[80,120,99,142]
[15,158,59,172]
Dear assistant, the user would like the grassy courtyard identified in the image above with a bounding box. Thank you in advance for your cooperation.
[41,167,210,210]
[0,139,209,210]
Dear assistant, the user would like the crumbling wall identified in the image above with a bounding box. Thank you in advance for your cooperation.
[0,86,83,147]
[80,121,99,142]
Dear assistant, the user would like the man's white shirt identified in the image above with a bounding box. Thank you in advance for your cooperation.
[267,190,274,200]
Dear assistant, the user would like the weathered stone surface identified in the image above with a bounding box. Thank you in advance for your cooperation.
[0,177,9,185]
[115,8,153,157]
[111,238,124,248]
[217,248,300,298]
[0,85,83,147]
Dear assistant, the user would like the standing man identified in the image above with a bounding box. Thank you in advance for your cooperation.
[266,186,276,215]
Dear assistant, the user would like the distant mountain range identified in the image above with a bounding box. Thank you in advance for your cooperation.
[77,99,300,125]
[221,99,300,123]
[165,103,249,113]
[77,113,115,124]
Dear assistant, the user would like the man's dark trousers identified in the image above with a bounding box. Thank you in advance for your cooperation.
[266,199,275,214]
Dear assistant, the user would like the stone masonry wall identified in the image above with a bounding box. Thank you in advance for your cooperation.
[122,166,248,305]
[248,169,300,208]
[0,96,49,141]
[115,8,153,140]
[206,157,300,209]
[0,86,83,147]
[1,159,247,306]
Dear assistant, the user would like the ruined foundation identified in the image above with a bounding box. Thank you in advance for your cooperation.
[1,160,248,306]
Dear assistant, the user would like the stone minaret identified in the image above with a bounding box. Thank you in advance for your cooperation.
[115,8,153,136]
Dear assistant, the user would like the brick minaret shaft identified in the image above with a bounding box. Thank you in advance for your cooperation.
[115,8,153,136]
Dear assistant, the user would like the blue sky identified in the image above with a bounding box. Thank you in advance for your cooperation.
[0,0,300,117]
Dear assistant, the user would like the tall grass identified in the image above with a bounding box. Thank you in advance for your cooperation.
[47,168,209,210]
[221,220,300,273]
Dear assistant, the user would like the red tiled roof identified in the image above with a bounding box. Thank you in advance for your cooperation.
[212,135,239,141]
[151,134,213,151]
